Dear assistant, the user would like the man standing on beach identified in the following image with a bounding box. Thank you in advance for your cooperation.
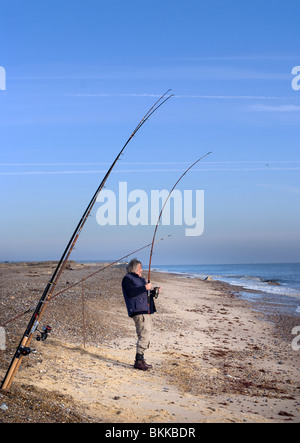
[122,259,160,371]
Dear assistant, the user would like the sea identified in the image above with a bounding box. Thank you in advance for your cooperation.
[2,260,299,318]
[152,263,300,317]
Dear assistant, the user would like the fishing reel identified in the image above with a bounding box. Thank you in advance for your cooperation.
[36,325,52,342]
[17,345,32,358]
[17,346,32,357]
[15,325,51,359]
[150,287,160,299]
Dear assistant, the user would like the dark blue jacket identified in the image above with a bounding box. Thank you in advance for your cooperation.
[122,272,156,317]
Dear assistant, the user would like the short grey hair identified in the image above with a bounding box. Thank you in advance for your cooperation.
[126,258,142,274]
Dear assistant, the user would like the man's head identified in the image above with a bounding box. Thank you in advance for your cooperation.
[127,259,143,277]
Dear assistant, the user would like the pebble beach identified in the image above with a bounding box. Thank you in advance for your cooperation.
[0,261,299,423]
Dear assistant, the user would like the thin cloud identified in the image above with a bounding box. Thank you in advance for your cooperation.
[258,183,300,194]
[2,160,300,167]
[1,165,300,176]
[250,104,300,112]
[170,55,300,61]
[66,93,163,98]
[67,93,292,100]
[1,160,300,176]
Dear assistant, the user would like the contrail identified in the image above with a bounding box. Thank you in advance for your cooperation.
[1,167,300,176]
[67,93,292,100]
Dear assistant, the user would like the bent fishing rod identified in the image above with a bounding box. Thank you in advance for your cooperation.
[147,152,212,289]
[1,90,173,391]
[0,235,172,329]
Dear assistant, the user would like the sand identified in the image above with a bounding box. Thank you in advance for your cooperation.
[0,261,299,423]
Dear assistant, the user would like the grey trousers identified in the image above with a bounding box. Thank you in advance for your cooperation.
[132,314,152,355]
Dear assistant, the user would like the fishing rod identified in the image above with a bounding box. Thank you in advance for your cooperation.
[0,235,172,329]
[49,235,172,303]
[1,90,173,391]
[147,152,212,289]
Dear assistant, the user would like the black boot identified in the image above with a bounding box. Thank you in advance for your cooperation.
[134,353,149,371]
[142,358,153,369]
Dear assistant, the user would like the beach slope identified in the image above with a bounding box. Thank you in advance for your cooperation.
[0,262,299,423]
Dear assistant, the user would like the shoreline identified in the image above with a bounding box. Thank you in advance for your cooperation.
[0,262,300,423]
[153,266,300,321]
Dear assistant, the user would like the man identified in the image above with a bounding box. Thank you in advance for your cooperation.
[122,258,161,370]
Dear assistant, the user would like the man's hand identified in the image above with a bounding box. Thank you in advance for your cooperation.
[145,282,152,291]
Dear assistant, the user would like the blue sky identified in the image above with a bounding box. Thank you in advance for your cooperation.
[0,0,300,264]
